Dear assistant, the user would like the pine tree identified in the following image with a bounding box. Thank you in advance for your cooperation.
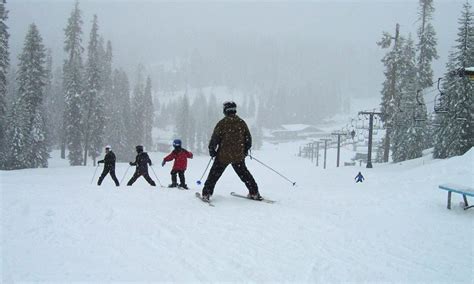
[131,66,145,148]
[63,0,84,165]
[109,69,133,161]
[50,66,64,147]
[0,1,9,168]
[43,49,53,146]
[143,76,154,150]
[191,91,207,153]
[83,15,105,165]
[176,94,191,148]
[416,0,438,149]
[433,54,456,158]
[434,1,474,158]
[6,23,48,169]
[392,36,426,162]
[102,40,113,142]
[416,0,439,89]
[378,24,404,162]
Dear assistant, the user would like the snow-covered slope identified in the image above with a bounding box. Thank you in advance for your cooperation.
[1,143,473,283]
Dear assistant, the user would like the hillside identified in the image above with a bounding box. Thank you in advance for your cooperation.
[1,143,473,283]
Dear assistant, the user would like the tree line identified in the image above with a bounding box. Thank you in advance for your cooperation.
[0,1,154,170]
[378,0,473,163]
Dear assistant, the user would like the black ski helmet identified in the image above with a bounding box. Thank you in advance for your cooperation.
[173,139,182,147]
[136,145,144,153]
[223,101,237,115]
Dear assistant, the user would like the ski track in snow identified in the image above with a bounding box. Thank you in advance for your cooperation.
[1,143,473,283]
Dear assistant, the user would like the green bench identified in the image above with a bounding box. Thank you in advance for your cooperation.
[439,183,474,210]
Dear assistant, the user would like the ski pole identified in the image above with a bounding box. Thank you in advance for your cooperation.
[149,165,164,187]
[196,157,213,185]
[120,165,131,185]
[249,154,296,186]
[90,164,100,184]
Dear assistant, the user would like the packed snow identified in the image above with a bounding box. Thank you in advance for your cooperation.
[1,142,473,283]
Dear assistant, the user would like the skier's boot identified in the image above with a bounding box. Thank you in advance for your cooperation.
[168,183,178,188]
[179,184,189,190]
[247,192,263,201]
[202,193,210,201]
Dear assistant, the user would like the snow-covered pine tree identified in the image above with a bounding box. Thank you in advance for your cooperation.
[378,24,404,162]
[50,66,64,147]
[131,66,145,149]
[205,93,220,147]
[434,1,474,158]
[102,40,113,142]
[143,76,154,150]
[416,0,438,149]
[191,91,207,153]
[63,0,84,165]
[83,15,105,166]
[175,94,191,149]
[0,1,9,168]
[6,23,48,169]
[43,49,53,146]
[111,69,133,161]
[433,54,456,158]
[5,99,30,169]
[416,0,439,89]
[392,36,425,162]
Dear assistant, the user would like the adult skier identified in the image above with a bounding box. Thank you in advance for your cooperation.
[355,172,364,183]
[201,101,262,201]
[162,139,193,189]
[127,145,156,186]
[97,145,120,186]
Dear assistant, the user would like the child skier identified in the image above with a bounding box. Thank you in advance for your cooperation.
[355,172,364,183]
[97,145,120,186]
[162,139,193,189]
[127,145,156,186]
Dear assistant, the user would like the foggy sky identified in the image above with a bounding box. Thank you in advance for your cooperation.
[7,0,466,100]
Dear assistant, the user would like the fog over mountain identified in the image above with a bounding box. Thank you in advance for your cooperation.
[9,0,463,107]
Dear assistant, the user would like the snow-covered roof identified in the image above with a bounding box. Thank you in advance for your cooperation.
[465,67,474,72]
[280,124,321,132]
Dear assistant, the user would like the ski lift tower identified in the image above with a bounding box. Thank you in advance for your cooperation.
[358,111,382,168]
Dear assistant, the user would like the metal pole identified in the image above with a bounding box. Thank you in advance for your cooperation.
[90,164,100,184]
[367,113,374,168]
[324,140,327,169]
[337,135,341,167]
[359,111,381,168]
[316,142,320,167]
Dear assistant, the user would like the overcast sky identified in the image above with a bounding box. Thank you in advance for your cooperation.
[7,0,467,99]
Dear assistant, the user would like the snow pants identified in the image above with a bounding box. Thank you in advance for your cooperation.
[171,170,186,186]
[98,166,119,186]
[127,171,156,186]
[202,159,258,196]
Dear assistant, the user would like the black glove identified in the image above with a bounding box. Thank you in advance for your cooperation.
[98,160,103,164]
[209,149,217,157]
[161,160,166,167]
[129,162,133,166]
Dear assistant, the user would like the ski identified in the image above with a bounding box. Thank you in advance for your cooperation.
[230,192,275,204]
[195,192,214,207]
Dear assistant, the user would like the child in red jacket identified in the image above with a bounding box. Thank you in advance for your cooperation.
[162,139,193,189]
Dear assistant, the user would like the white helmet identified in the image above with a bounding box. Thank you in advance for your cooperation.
[105,145,112,149]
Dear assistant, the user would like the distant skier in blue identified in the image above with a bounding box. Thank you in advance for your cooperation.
[355,172,364,183]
